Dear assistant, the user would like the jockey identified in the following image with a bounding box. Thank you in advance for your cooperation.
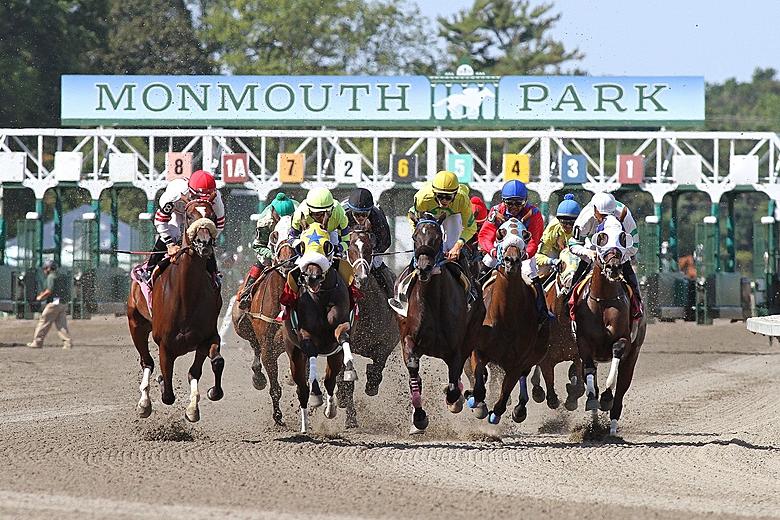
[388,170,477,314]
[568,192,642,321]
[478,179,553,323]
[237,192,298,310]
[289,187,350,255]
[144,170,225,283]
[468,195,489,266]
[536,194,581,276]
[342,188,395,296]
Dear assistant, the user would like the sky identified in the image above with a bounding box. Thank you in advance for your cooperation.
[418,0,780,83]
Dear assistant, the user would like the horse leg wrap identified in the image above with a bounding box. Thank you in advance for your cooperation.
[405,356,419,371]
[584,367,597,397]
[139,367,152,393]
[410,377,423,409]
[308,356,318,385]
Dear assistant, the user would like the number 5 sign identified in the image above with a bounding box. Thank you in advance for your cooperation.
[334,153,362,183]
[222,153,248,183]
[447,154,474,183]
[618,154,644,184]
[502,153,530,182]
[278,153,305,183]
[165,152,193,181]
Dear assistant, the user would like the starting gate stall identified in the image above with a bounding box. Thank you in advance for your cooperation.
[752,217,780,316]
[70,215,99,319]
[694,217,719,325]
[11,216,41,319]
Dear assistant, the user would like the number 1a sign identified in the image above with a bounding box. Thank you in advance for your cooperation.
[222,153,248,183]
[618,154,644,184]
[165,152,193,181]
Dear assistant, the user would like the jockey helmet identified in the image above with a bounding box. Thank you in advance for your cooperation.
[188,170,217,199]
[306,187,335,212]
[270,192,295,217]
[164,178,189,201]
[431,170,459,194]
[501,180,527,202]
[592,192,617,214]
[556,193,581,219]
[471,196,488,224]
[345,188,374,213]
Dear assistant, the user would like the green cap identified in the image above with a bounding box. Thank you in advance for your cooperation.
[270,192,295,216]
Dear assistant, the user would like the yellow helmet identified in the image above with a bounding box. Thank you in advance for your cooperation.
[305,187,334,212]
[432,170,459,194]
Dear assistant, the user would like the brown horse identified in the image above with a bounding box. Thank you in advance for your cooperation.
[466,218,549,424]
[128,199,223,422]
[282,222,355,434]
[395,213,484,434]
[335,226,399,427]
[530,247,585,411]
[232,215,296,426]
[573,217,646,436]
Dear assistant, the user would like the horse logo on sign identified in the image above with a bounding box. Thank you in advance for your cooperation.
[433,87,495,119]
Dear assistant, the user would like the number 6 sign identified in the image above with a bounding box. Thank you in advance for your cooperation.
[618,154,644,184]
[278,153,305,183]
[165,152,193,181]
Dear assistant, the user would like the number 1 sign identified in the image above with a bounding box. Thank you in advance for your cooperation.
[618,154,644,184]
[335,153,362,183]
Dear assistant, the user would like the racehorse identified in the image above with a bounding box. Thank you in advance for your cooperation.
[530,247,585,411]
[572,215,646,436]
[338,226,399,427]
[466,218,549,424]
[282,222,355,434]
[396,213,484,434]
[127,199,223,422]
[232,215,296,426]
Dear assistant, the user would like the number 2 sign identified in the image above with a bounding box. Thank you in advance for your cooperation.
[165,152,193,181]
[334,153,362,183]
[278,153,305,183]
[618,154,644,184]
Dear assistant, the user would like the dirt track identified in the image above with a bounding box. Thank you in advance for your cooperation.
[1,315,779,519]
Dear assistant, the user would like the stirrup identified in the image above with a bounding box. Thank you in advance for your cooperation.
[388,295,408,318]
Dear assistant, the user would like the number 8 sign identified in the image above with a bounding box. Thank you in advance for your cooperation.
[165,152,193,181]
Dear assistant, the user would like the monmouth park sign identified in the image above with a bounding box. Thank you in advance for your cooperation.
[61,70,704,128]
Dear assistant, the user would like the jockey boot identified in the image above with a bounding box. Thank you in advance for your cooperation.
[621,261,643,321]
[532,276,555,324]
[372,264,395,298]
[567,259,590,298]
[239,264,264,310]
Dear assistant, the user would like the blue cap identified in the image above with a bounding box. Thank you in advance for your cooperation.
[556,193,581,218]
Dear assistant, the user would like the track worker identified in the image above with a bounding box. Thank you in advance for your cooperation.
[27,260,71,350]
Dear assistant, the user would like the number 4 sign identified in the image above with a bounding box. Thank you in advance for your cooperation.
[278,153,305,183]
[165,152,193,181]
[502,153,530,182]
[618,154,644,184]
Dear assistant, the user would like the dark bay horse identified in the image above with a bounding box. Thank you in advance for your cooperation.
[127,199,224,422]
[573,216,646,436]
[232,215,296,426]
[282,222,355,434]
[530,247,585,411]
[395,213,484,434]
[466,218,549,424]
[338,227,399,428]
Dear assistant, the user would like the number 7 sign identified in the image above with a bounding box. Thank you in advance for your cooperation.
[618,154,644,184]
[278,153,305,183]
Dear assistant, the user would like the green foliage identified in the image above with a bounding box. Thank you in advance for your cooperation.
[706,68,780,131]
[199,0,439,75]
[438,0,583,75]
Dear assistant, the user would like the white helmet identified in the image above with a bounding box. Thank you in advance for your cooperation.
[163,178,189,200]
[592,192,617,214]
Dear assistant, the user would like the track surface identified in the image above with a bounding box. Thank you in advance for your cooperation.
[1,316,779,519]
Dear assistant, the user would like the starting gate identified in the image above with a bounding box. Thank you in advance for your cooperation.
[71,218,98,318]
[694,219,719,325]
[12,220,40,319]
[753,218,780,315]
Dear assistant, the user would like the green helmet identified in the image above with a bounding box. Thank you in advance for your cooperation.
[270,192,295,216]
[306,187,334,212]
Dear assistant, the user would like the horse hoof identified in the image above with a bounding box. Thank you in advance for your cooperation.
[531,386,546,403]
[473,402,489,420]
[324,402,337,419]
[364,382,379,396]
[345,414,358,429]
[599,390,614,412]
[252,371,268,391]
[207,387,224,401]
[546,394,561,410]
[487,412,501,425]
[343,369,358,382]
[585,396,599,411]
[447,394,465,414]
[564,398,578,412]
[609,419,618,436]
[137,400,152,419]
[185,407,200,423]
[411,409,429,434]
[512,404,527,423]
[310,395,324,408]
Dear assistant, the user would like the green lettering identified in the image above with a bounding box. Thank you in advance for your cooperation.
[594,83,627,112]
[636,84,668,112]
[96,83,135,111]
[339,85,370,111]
[265,83,295,112]
[552,84,586,112]
[177,83,209,111]
[301,84,332,112]
[377,84,410,112]
[217,84,259,111]
[517,83,549,111]
[142,83,173,112]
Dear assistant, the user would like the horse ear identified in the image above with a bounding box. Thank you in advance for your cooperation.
[323,241,334,257]
[269,230,278,246]
[271,208,280,225]
[409,212,419,226]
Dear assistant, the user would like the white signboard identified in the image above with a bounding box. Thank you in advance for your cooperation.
[0,152,26,182]
[54,151,83,181]
[108,152,138,182]
[672,154,702,184]
[334,153,362,183]
[729,155,759,184]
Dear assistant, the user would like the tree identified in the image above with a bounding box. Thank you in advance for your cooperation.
[200,0,439,75]
[438,0,583,75]
[705,68,780,131]
[94,0,214,74]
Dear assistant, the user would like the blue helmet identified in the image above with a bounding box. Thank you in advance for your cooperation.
[501,180,527,201]
[556,193,581,219]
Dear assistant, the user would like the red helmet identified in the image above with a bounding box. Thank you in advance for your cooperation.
[471,196,488,224]
[188,170,217,199]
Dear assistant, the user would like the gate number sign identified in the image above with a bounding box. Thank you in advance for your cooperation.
[334,153,362,182]
[447,153,474,183]
[392,154,418,183]
[278,153,305,183]
[222,153,249,183]
[165,152,193,181]
[561,154,588,184]
[502,153,530,182]
[618,154,644,184]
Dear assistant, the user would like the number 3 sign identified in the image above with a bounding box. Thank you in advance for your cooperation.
[165,152,193,181]
[561,154,587,184]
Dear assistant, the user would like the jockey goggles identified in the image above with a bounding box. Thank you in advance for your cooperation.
[435,192,455,202]
[503,198,526,208]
